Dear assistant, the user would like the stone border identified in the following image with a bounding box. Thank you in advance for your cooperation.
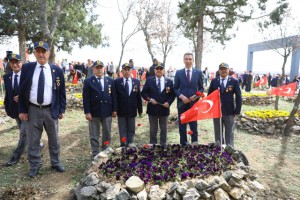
[235,114,300,135]
[72,145,266,200]
[242,96,274,106]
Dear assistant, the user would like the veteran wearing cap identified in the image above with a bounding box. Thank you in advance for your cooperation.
[18,41,66,177]
[83,60,117,158]
[207,62,242,147]
[114,63,143,147]
[141,62,175,145]
[3,54,27,166]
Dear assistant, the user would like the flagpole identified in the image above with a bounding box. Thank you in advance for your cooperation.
[218,88,223,153]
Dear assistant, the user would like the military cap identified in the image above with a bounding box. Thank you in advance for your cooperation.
[219,62,229,69]
[155,62,164,69]
[9,53,22,61]
[34,41,50,51]
[122,63,132,69]
[93,60,104,67]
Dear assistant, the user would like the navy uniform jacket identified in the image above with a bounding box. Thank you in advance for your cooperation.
[83,76,117,118]
[4,72,18,119]
[19,62,66,119]
[208,76,242,116]
[174,68,204,108]
[114,78,142,117]
[141,76,175,116]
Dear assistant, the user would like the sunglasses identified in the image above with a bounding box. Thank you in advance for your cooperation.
[155,67,164,70]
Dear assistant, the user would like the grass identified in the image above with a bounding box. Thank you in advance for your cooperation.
[0,92,299,199]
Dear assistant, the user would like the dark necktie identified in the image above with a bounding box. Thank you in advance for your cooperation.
[157,78,161,93]
[187,69,190,83]
[97,78,102,91]
[13,74,18,96]
[221,78,225,92]
[37,66,45,105]
[125,78,129,96]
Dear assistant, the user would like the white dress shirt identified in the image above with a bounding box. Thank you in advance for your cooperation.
[220,76,229,86]
[96,76,104,91]
[123,77,132,95]
[30,63,53,105]
[12,71,21,88]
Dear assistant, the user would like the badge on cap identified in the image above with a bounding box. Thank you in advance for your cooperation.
[39,41,44,46]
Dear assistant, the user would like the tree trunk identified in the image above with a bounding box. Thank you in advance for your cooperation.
[274,55,288,110]
[195,14,204,70]
[283,92,300,136]
[49,44,55,64]
[17,15,26,63]
[117,45,125,76]
[275,96,279,110]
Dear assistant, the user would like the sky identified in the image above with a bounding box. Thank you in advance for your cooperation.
[1,0,300,75]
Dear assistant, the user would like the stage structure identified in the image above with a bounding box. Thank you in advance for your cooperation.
[247,35,300,79]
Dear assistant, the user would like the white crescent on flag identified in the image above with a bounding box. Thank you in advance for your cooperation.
[283,87,291,93]
[202,100,213,113]
[180,114,185,120]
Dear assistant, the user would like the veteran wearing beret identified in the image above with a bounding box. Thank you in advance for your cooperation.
[18,41,66,177]
[141,62,175,145]
[207,62,242,147]
[114,63,143,147]
[83,60,117,158]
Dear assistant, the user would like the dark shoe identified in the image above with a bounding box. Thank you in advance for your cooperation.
[27,168,40,177]
[52,164,65,172]
[3,161,16,167]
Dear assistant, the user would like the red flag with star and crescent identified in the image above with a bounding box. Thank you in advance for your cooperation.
[270,82,296,97]
[254,76,267,87]
[180,89,222,124]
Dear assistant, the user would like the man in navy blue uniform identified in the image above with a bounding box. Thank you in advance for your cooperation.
[114,63,142,147]
[83,60,117,158]
[141,62,175,145]
[208,62,242,147]
[3,54,26,166]
[174,53,204,146]
[19,41,66,177]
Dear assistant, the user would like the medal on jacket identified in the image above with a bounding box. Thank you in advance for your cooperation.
[108,85,111,94]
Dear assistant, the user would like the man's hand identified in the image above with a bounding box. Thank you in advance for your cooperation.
[19,113,28,121]
[150,98,158,105]
[112,112,117,118]
[13,95,18,103]
[162,102,169,108]
[59,113,64,119]
[180,95,190,104]
[85,113,92,121]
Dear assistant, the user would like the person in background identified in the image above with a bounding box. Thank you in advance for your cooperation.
[149,58,158,77]
[267,72,272,88]
[83,60,117,158]
[141,62,175,145]
[245,70,253,92]
[114,63,143,147]
[208,62,242,147]
[174,53,204,147]
[18,41,66,177]
[202,67,209,87]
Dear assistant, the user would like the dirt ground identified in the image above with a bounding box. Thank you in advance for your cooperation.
[0,98,299,199]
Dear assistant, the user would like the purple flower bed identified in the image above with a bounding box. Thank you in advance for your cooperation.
[99,144,234,185]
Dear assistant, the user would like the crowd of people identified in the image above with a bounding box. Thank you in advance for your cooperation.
[1,40,297,179]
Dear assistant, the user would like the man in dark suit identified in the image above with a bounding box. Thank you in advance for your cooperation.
[174,53,204,146]
[149,58,158,77]
[208,62,242,147]
[83,60,117,158]
[141,62,175,145]
[3,54,26,166]
[19,41,66,177]
[114,63,143,147]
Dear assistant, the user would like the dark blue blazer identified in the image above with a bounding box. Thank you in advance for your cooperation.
[4,72,18,119]
[174,68,204,108]
[208,76,242,116]
[83,76,117,118]
[141,76,175,116]
[18,62,66,119]
[114,78,143,117]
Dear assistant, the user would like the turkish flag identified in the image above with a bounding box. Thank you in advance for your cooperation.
[270,82,297,97]
[72,71,78,84]
[254,77,267,87]
[180,89,222,124]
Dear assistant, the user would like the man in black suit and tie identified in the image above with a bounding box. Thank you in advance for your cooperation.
[114,63,143,147]
[19,41,66,177]
[208,63,242,146]
[174,53,204,147]
[83,60,117,158]
[3,54,26,166]
[141,62,175,145]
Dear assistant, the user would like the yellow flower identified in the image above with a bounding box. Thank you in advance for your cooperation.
[244,110,297,118]
[75,93,82,99]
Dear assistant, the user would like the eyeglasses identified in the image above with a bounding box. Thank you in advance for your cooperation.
[10,61,21,65]
[155,68,163,70]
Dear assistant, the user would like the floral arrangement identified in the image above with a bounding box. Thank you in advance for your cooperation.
[65,82,82,87]
[98,144,233,185]
[75,93,82,99]
[245,110,296,118]
[242,93,268,97]
[0,100,3,106]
